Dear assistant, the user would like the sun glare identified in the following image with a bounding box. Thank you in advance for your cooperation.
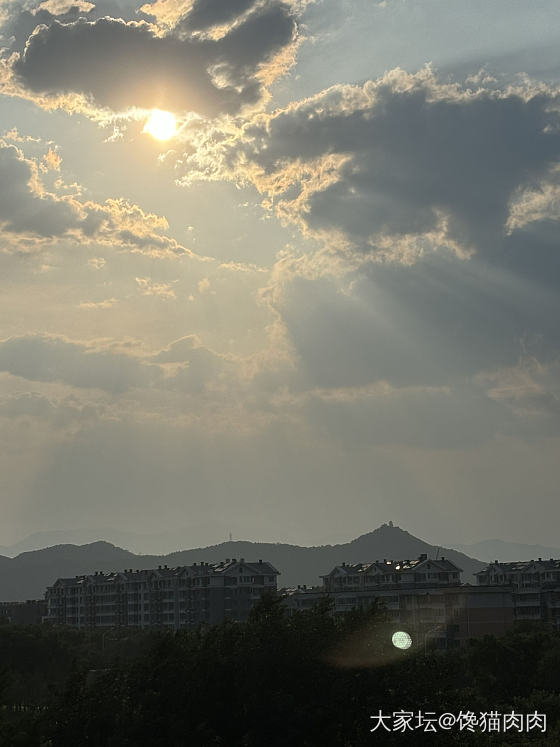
[143,110,177,141]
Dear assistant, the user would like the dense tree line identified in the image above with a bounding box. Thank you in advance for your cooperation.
[1,597,560,745]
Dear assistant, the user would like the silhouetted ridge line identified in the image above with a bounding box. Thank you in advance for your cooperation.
[0,525,486,601]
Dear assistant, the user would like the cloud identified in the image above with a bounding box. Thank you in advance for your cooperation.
[0,334,159,392]
[9,2,298,117]
[506,167,560,233]
[260,244,560,396]
[140,0,306,34]
[179,0,258,33]
[88,256,106,270]
[37,0,94,13]
[41,146,61,171]
[198,68,560,262]
[0,1,95,54]
[0,391,102,425]
[152,335,205,363]
[0,330,245,401]
[0,140,194,256]
[153,334,236,393]
[78,298,118,309]
[479,357,560,428]
[169,68,560,401]
[197,276,211,294]
[299,381,515,450]
[0,140,83,238]
[136,276,177,299]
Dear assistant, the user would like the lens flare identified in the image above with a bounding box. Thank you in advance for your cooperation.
[392,631,412,650]
[143,110,177,141]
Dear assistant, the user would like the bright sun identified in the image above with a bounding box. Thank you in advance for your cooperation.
[143,110,177,141]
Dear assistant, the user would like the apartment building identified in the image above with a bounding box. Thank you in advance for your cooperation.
[46,558,279,630]
[321,554,462,592]
[476,558,560,626]
[284,555,514,647]
[0,599,47,625]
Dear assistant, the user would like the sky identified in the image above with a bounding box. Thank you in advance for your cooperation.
[1,0,559,550]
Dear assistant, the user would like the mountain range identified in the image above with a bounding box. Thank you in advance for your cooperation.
[0,523,239,557]
[3,527,557,565]
[0,524,489,601]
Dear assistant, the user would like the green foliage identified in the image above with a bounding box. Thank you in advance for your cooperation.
[0,612,559,745]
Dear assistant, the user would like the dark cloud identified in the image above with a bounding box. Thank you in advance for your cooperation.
[501,220,560,291]
[232,71,560,257]
[0,3,95,53]
[12,2,297,115]
[1,0,148,55]
[214,70,560,399]
[0,335,158,392]
[270,246,560,392]
[185,0,258,32]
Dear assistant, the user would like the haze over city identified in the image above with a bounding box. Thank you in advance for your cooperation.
[1,0,560,551]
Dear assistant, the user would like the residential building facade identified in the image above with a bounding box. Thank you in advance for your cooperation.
[284,555,514,648]
[476,558,560,626]
[45,558,279,629]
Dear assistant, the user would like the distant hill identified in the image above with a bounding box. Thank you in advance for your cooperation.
[0,530,146,557]
[455,539,560,563]
[0,522,239,557]
[0,524,487,601]
[0,542,136,601]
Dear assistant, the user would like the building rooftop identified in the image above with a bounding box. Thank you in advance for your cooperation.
[476,558,560,575]
[49,559,280,588]
[321,554,462,580]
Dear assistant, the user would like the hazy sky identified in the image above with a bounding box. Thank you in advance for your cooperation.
[1,0,559,549]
